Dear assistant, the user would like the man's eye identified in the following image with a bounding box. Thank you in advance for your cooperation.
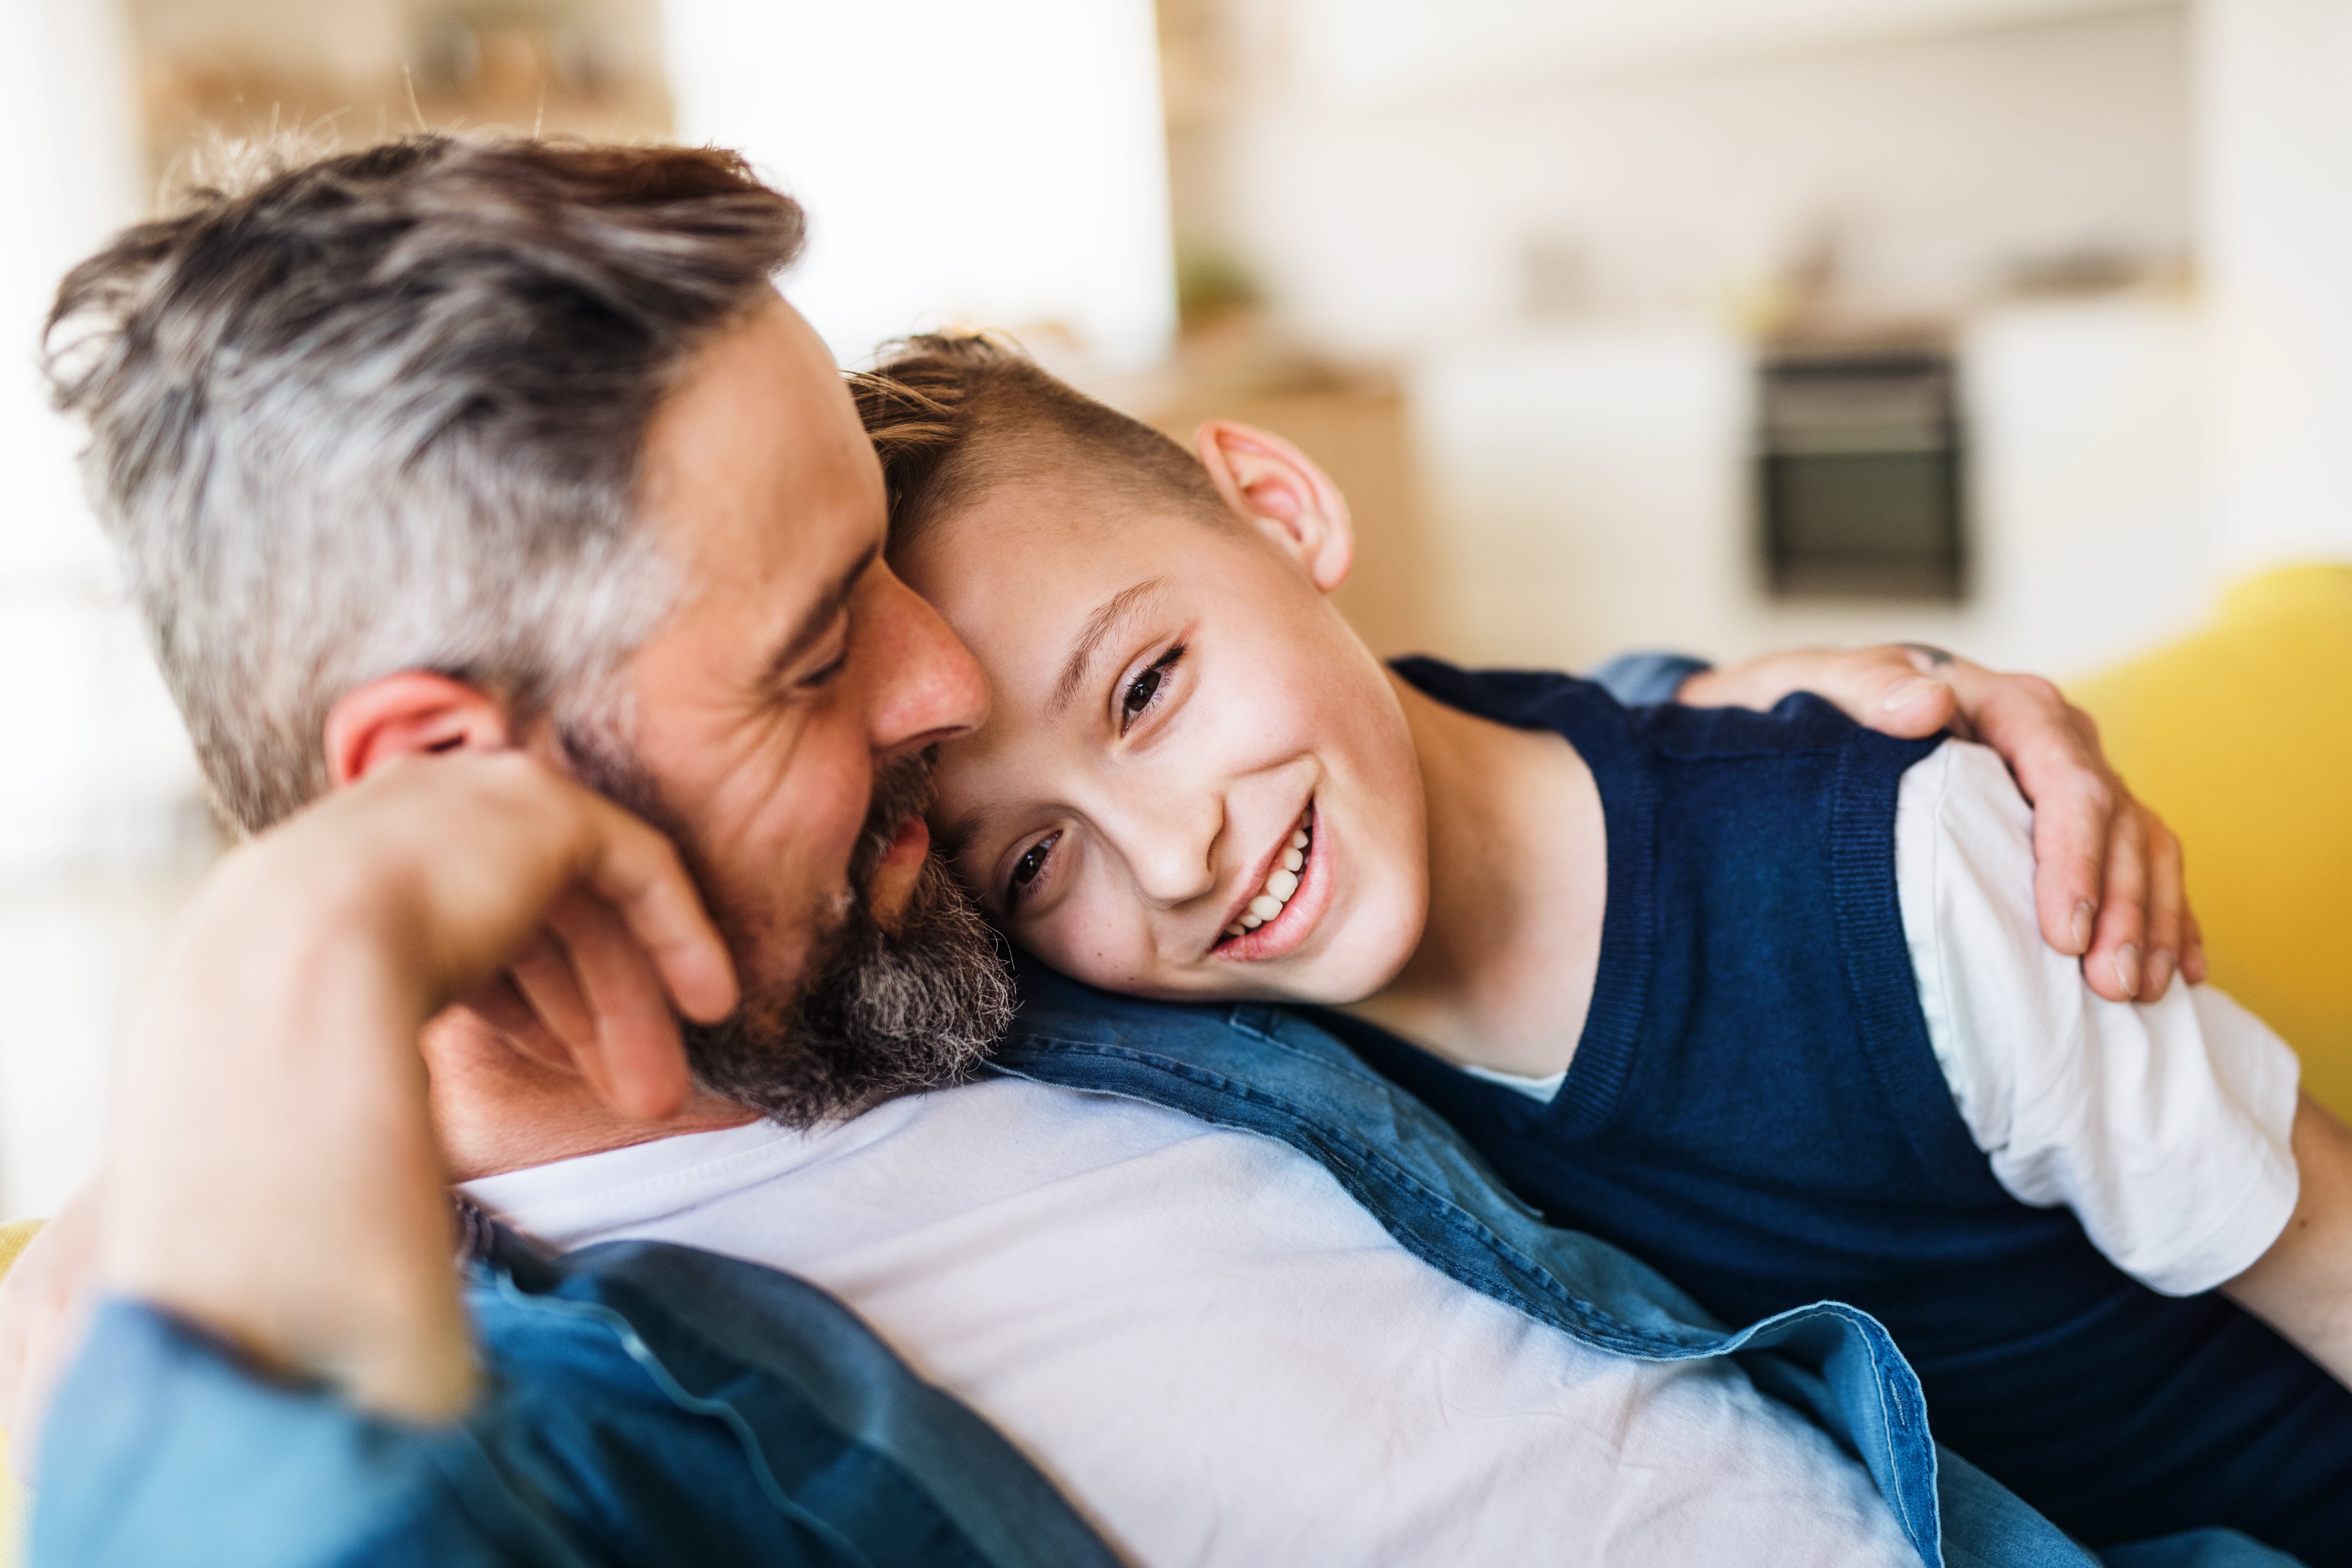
[1120,645,1184,733]
[1007,830,1062,907]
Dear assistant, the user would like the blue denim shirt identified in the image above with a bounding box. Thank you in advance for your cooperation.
[33,1228,1122,1568]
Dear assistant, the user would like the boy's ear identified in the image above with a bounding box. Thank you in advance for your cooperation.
[323,671,517,789]
[1193,419,1355,594]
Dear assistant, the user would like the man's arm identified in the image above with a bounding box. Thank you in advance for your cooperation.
[96,749,735,1422]
[2225,1094,2352,1388]
[1623,642,2197,1006]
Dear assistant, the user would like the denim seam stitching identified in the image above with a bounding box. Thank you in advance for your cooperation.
[489,1270,887,1568]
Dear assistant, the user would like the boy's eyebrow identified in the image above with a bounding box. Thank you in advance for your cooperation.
[1051,577,1168,715]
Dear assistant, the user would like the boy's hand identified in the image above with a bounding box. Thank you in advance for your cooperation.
[1677,644,2198,1005]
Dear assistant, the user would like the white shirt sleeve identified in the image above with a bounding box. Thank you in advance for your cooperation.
[1894,740,2302,1296]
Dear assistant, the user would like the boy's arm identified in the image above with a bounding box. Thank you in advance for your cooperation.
[1610,642,2196,1006]
[2224,1094,2352,1388]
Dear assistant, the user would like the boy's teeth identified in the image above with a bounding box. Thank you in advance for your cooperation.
[1222,812,1317,945]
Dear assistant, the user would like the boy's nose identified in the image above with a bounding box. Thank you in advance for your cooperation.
[1126,840,1218,908]
[866,563,990,760]
[1098,795,1222,910]
[1086,785,1223,907]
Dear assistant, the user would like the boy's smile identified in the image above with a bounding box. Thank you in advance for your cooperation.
[897,455,1431,1008]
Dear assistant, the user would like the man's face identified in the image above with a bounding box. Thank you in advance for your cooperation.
[602,299,1002,1120]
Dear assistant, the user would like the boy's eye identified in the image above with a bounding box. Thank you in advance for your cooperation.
[1007,830,1062,907]
[1121,645,1185,734]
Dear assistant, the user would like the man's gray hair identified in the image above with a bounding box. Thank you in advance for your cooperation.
[42,135,807,832]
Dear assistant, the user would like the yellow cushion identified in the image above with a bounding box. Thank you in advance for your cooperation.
[0,1218,42,1568]
[2067,564,2352,1120]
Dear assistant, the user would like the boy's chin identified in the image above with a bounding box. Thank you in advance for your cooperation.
[1239,906,1426,1009]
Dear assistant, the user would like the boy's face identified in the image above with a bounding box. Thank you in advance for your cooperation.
[901,467,1430,1005]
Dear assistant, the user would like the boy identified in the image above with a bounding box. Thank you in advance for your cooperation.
[857,334,2352,1562]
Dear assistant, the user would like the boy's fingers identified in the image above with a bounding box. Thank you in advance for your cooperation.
[1862,669,1956,738]
[1948,664,2137,979]
[1796,647,1959,738]
[2028,772,2112,965]
[2181,906,2209,985]
[2138,815,2187,1002]
[2084,806,2152,1003]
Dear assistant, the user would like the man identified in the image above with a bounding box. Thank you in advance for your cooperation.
[4,136,2234,1566]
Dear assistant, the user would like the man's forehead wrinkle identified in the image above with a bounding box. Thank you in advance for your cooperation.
[1050,577,1168,715]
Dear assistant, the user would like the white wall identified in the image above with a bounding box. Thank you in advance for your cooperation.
[2197,0,2352,571]
[1193,5,2188,359]
[1287,0,2169,103]
[1407,296,2208,678]
[662,0,1178,371]
[0,0,211,1220]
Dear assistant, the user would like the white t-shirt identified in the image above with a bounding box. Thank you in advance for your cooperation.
[1467,738,2303,1299]
[465,1079,1918,1568]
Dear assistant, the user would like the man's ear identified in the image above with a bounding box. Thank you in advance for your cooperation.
[1193,419,1355,594]
[323,672,516,789]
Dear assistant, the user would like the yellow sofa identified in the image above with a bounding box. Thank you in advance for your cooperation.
[2067,564,2352,1121]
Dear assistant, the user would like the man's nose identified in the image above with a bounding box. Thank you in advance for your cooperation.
[865,562,990,759]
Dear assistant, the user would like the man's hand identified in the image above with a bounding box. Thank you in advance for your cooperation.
[95,752,735,1429]
[1677,644,2200,1004]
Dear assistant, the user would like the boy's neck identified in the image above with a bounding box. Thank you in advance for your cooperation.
[1338,671,1607,1080]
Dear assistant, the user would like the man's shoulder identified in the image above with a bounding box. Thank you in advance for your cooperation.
[1005,956,1269,1052]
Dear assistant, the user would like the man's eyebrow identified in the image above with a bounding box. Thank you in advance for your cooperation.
[760,542,879,689]
[1051,577,1168,715]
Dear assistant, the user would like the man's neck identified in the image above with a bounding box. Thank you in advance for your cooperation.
[423,1009,761,1181]
[1339,672,1608,1081]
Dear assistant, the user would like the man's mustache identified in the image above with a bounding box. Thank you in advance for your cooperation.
[847,750,939,902]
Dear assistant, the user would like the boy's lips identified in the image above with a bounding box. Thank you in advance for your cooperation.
[1212,804,1332,964]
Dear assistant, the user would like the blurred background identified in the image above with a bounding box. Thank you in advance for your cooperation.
[2,0,2347,1217]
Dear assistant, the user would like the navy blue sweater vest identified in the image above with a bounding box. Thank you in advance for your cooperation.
[1315,660,2352,1562]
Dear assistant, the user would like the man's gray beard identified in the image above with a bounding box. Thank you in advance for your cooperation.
[562,736,1013,1127]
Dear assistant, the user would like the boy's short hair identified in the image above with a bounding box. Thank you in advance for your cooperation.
[44,134,804,832]
[852,334,1227,546]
